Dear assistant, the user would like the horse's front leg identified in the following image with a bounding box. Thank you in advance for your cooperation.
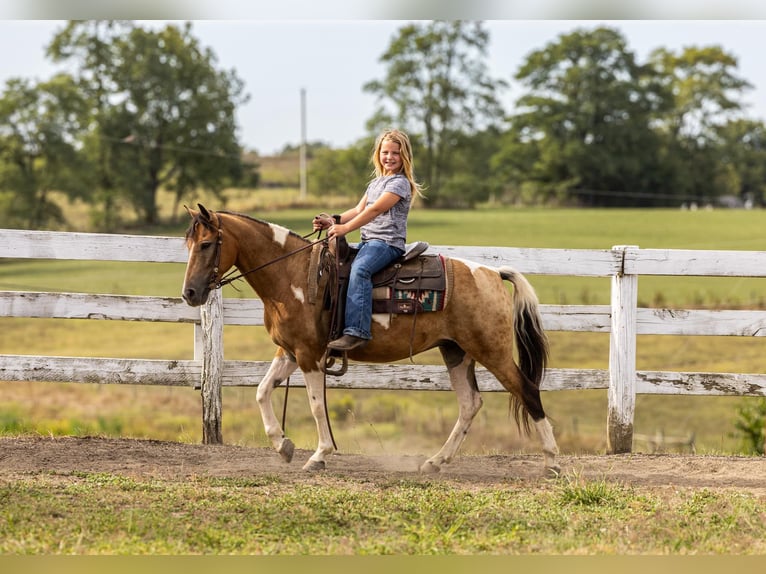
[301,369,336,471]
[255,348,298,463]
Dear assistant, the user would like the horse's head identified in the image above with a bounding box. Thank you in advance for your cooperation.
[182,204,236,306]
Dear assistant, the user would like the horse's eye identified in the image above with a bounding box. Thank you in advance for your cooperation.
[200,241,212,251]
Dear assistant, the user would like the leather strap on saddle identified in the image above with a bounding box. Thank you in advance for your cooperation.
[308,236,450,345]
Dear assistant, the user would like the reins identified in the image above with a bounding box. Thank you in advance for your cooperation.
[213,225,327,290]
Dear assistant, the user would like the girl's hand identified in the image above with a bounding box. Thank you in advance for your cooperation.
[328,223,348,239]
[312,213,334,231]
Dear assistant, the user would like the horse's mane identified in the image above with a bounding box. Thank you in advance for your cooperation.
[185,209,310,245]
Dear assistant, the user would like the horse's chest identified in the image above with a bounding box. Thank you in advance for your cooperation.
[263,300,311,342]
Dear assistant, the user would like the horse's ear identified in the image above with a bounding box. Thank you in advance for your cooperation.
[197,203,211,222]
[184,205,196,218]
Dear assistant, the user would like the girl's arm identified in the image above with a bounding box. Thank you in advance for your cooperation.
[330,192,400,239]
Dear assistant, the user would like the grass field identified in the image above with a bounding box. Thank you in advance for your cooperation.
[1,192,765,455]
[3,470,765,554]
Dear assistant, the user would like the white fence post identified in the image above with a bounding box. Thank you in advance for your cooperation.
[199,289,224,444]
[608,245,638,453]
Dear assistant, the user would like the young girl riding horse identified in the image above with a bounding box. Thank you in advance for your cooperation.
[313,128,423,352]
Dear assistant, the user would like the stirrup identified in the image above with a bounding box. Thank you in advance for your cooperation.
[322,351,348,376]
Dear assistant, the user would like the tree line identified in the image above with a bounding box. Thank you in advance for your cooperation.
[1,21,764,231]
[313,22,766,209]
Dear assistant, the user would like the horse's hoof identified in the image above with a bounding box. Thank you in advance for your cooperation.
[545,465,562,479]
[302,459,326,472]
[419,460,441,474]
[278,438,295,463]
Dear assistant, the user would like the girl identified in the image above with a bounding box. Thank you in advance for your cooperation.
[313,129,422,351]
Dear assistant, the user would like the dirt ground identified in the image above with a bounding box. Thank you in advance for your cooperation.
[2,435,766,494]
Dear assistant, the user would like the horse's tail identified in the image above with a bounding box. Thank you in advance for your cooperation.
[499,266,549,393]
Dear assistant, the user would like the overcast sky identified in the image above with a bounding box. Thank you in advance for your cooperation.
[1,19,765,155]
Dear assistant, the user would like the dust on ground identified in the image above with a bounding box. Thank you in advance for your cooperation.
[2,435,765,494]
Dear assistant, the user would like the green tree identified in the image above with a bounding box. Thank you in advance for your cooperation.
[716,119,766,205]
[364,21,508,205]
[440,127,504,207]
[46,20,132,230]
[0,75,92,229]
[500,26,669,206]
[47,21,248,226]
[647,46,752,204]
[308,138,373,199]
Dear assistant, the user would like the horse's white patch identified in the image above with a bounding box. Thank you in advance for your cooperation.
[455,257,495,276]
[291,285,305,303]
[269,223,290,247]
[372,313,391,329]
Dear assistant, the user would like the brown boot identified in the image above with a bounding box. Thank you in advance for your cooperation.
[327,334,369,351]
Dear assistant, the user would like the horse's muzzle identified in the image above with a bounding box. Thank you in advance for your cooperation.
[182,285,210,307]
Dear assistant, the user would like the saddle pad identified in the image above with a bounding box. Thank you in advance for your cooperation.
[372,287,446,314]
[372,255,450,314]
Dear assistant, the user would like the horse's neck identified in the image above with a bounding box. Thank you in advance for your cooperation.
[227,214,310,299]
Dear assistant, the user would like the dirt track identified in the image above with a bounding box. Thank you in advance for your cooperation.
[2,435,766,494]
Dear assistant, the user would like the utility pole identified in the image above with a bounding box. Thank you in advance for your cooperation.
[299,87,307,200]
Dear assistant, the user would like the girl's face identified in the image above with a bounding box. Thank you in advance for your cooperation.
[379,139,403,175]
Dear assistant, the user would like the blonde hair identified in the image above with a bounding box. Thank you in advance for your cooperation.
[371,129,424,198]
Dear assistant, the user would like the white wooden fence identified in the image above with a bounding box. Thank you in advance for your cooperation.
[2,229,765,451]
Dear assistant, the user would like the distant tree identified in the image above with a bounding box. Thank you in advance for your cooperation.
[308,138,374,198]
[364,21,508,205]
[0,75,92,229]
[47,21,248,226]
[714,119,766,205]
[646,45,752,204]
[46,20,132,230]
[439,127,504,207]
[500,26,669,206]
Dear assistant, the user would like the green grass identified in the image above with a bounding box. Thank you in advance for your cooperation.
[2,202,766,454]
[2,471,765,554]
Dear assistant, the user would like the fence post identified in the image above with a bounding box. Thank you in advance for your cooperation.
[199,288,224,444]
[607,245,638,454]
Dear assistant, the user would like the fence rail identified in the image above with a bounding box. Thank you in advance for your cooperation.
[1,229,765,452]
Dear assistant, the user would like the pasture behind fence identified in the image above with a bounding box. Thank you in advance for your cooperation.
[1,229,765,451]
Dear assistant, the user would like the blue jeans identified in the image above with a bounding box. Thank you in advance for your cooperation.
[343,240,404,340]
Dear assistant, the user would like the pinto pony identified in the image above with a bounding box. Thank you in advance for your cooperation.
[182,205,560,476]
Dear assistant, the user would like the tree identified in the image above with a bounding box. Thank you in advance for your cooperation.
[46,20,132,230]
[501,26,670,206]
[47,21,248,226]
[0,75,92,229]
[714,119,766,205]
[646,46,752,204]
[364,21,508,205]
[308,139,373,199]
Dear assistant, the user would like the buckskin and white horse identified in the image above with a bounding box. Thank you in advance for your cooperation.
[181,204,560,476]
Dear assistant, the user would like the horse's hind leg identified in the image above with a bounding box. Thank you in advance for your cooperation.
[256,348,298,462]
[486,355,560,477]
[420,342,483,474]
[533,417,560,477]
[511,373,561,477]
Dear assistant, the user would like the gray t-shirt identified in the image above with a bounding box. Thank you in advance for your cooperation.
[360,174,411,251]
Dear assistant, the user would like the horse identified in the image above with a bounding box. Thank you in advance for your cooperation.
[181,204,560,476]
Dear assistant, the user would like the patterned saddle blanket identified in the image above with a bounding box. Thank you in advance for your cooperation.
[308,238,453,342]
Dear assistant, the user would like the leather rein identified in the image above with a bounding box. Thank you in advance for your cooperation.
[205,214,327,291]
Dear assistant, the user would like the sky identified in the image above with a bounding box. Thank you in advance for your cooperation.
[1,18,766,155]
